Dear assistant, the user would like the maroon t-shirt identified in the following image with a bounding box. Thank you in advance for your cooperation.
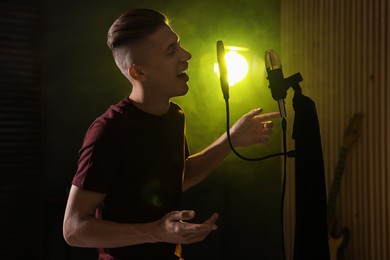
[72,97,189,259]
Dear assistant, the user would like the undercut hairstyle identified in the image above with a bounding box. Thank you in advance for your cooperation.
[107,9,169,79]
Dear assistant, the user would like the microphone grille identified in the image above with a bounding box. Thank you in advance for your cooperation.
[265,49,282,70]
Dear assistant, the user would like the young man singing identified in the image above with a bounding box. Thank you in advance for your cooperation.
[63,8,280,260]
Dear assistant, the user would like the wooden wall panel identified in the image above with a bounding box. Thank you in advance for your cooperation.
[0,1,43,258]
[281,0,389,259]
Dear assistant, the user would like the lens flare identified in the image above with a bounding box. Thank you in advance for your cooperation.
[214,51,249,86]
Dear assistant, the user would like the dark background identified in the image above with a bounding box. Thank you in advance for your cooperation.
[0,0,282,259]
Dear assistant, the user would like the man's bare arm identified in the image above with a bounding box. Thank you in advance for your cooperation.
[183,108,280,191]
[63,185,218,248]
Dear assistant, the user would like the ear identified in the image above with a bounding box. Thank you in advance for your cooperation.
[128,64,146,81]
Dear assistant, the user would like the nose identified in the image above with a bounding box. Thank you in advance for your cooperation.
[181,47,192,61]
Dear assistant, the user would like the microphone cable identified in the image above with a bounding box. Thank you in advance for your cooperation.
[224,99,294,161]
[223,89,291,260]
[218,40,292,260]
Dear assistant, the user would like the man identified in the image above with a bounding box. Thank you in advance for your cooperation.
[63,8,280,260]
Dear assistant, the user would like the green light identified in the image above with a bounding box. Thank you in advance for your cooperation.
[214,50,249,86]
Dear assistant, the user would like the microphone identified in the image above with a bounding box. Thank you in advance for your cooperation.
[217,40,229,100]
[265,49,287,119]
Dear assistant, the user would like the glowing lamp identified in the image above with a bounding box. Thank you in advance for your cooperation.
[214,50,249,86]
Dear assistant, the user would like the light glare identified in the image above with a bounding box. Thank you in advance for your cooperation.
[214,51,249,86]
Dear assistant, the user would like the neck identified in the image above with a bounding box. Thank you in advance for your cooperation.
[128,89,170,116]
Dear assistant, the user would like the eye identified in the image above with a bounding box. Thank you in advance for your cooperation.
[167,42,181,56]
[168,48,176,56]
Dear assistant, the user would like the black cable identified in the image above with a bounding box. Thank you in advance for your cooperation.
[224,99,290,260]
[225,100,294,161]
[281,117,287,260]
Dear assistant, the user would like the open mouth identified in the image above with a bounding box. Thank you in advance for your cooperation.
[176,67,189,81]
[176,67,188,77]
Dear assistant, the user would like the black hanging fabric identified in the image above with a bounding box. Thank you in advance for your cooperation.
[292,92,330,260]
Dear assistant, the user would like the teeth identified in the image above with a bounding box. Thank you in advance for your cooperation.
[177,68,188,75]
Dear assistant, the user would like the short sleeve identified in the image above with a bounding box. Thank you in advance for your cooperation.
[72,119,121,193]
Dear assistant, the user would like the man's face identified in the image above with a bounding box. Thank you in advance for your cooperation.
[140,25,192,100]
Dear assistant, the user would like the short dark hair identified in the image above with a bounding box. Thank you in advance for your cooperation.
[107,8,169,50]
[107,9,169,80]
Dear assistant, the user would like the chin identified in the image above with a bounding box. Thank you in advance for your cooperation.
[176,84,189,97]
[182,84,189,95]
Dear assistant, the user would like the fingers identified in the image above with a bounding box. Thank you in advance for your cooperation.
[246,107,280,118]
[177,212,219,244]
[203,212,219,225]
[166,210,195,222]
[230,108,280,147]
[245,107,263,118]
[179,212,218,233]
[260,111,282,120]
[161,211,219,245]
[261,121,274,135]
[263,121,274,129]
[180,210,196,221]
[245,108,280,124]
[249,110,279,144]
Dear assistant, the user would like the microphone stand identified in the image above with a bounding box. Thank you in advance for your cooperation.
[276,72,330,260]
[217,41,328,260]
[274,73,302,260]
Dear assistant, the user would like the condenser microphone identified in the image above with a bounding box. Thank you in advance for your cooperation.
[265,49,287,119]
[217,40,229,100]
